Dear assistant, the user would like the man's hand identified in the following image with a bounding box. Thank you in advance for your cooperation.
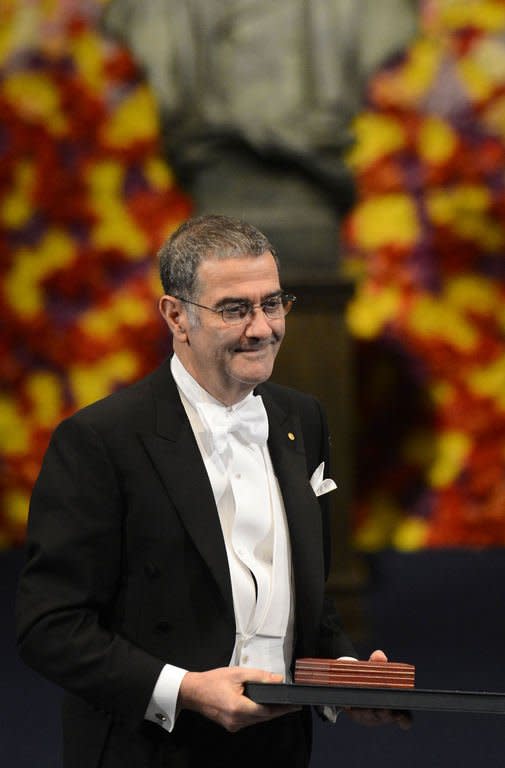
[344,650,412,730]
[178,666,300,732]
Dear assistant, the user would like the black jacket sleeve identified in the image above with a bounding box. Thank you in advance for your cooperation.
[16,417,164,730]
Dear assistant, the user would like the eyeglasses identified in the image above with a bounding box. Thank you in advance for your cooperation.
[173,292,296,326]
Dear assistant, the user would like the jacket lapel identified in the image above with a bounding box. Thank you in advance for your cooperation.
[259,386,325,654]
[139,363,234,619]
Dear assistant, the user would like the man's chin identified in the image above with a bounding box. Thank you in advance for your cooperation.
[230,356,275,388]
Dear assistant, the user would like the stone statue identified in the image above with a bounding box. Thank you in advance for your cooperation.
[102,0,417,279]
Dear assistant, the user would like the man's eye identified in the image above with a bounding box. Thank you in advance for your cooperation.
[263,297,282,310]
[223,304,248,318]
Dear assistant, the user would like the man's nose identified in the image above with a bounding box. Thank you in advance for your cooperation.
[244,306,275,337]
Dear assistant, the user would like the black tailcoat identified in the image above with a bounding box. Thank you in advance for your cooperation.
[16,359,355,767]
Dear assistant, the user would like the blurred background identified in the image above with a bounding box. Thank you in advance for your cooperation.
[1,1,505,766]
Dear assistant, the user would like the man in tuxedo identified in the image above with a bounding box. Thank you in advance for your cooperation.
[17,215,404,768]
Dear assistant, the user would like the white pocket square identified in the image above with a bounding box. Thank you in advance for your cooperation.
[310,462,337,497]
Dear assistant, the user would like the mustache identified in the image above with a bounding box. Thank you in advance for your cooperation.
[234,338,279,352]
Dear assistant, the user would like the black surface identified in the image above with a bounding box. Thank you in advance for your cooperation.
[245,683,505,715]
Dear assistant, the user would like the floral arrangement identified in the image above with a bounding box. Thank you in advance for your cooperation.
[2,0,505,552]
[0,1,191,546]
[345,0,505,549]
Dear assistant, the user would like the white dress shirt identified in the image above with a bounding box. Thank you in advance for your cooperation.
[145,354,294,731]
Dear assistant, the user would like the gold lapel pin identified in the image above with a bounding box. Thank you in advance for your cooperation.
[288,432,295,441]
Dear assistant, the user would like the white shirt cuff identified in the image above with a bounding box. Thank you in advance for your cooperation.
[321,705,340,722]
[144,664,188,732]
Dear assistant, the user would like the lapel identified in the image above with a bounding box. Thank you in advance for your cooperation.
[258,384,325,652]
[139,362,234,619]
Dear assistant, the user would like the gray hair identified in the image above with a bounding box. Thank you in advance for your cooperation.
[158,215,279,303]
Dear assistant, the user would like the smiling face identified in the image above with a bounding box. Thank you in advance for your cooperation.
[159,251,285,405]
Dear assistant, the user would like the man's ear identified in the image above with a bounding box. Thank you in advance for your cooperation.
[159,295,188,341]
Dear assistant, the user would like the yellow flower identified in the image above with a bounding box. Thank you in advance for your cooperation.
[408,295,478,351]
[2,71,67,134]
[0,160,35,228]
[347,113,406,169]
[427,431,472,488]
[24,371,63,429]
[482,93,505,139]
[69,351,140,409]
[426,186,503,249]
[456,214,504,249]
[392,517,428,551]
[90,200,149,259]
[86,160,125,198]
[351,194,420,249]
[0,396,30,455]
[100,85,159,147]
[396,39,441,104]
[79,294,151,339]
[69,30,104,92]
[0,10,14,67]
[4,489,30,528]
[468,38,505,86]
[417,116,457,165]
[427,185,490,225]
[441,1,505,32]
[458,58,494,102]
[4,229,76,316]
[346,286,401,339]
[86,161,149,258]
[468,355,505,410]
[144,157,174,190]
[446,274,499,315]
[0,3,39,66]
[28,229,75,276]
[4,488,30,527]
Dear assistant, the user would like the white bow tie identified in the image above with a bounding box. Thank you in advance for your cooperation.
[196,396,269,454]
